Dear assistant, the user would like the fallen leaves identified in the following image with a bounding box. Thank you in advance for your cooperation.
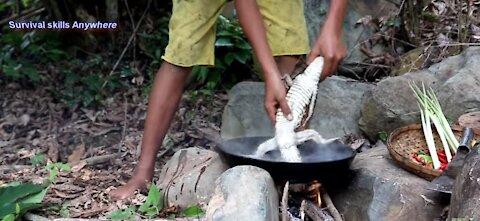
[0,84,227,219]
[67,143,86,163]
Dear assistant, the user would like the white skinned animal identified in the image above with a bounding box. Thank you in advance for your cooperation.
[254,57,338,162]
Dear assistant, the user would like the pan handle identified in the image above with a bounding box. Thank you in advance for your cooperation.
[459,127,474,151]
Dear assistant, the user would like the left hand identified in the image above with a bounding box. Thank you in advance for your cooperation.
[306,22,347,81]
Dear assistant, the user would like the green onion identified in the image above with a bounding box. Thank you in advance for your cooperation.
[409,82,459,169]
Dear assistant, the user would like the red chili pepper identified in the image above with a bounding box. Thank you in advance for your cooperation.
[437,152,448,164]
[426,162,433,169]
[439,164,448,171]
[412,152,424,164]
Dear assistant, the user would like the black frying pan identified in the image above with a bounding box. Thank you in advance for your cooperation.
[214,136,356,184]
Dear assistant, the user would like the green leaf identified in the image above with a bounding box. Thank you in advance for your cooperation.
[59,202,70,218]
[21,188,48,204]
[107,205,135,220]
[2,65,20,79]
[379,132,388,142]
[21,67,40,81]
[216,30,234,37]
[224,53,235,66]
[0,184,44,205]
[182,206,205,217]
[45,163,71,172]
[215,37,233,47]
[138,183,162,216]
[30,154,46,166]
[0,203,41,219]
[166,214,176,219]
[48,169,59,183]
[145,207,158,217]
[233,51,251,64]
[1,214,15,221]
[235,40,252,50]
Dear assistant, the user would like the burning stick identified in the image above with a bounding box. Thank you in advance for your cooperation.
[303,200,334,221]
[281,181,290,221]
[321,186,343,221]
[300,200,306,221]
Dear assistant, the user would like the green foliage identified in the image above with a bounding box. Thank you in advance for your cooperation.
[48,202,70,218]
[107,205,136,221]
[0,162,72,220]
[45,162,71,184]
[106,184,204,220]
[1,214,15,221]
[379,131,388,142]
[138,183,163,217]
[0,31,66,82]
[182,206,205,217]
[0,183,45,220]
[30,153,46,166]
[190,15,254,91]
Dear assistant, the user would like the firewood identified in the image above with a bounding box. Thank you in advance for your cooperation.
[281,181,290,221]
[303,200,334,221]
[321,186,343,221]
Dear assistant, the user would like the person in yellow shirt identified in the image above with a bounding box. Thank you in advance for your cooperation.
[110,0,347,200]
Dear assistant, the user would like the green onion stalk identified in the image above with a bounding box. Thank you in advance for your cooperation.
[409,82,459,169]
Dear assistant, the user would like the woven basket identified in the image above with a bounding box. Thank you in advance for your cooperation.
[387,124,479,181]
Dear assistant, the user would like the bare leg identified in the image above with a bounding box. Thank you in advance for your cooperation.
[110,62,190,200]
[275,55,300,76]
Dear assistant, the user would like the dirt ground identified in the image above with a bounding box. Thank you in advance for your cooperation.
[0,83,228,219]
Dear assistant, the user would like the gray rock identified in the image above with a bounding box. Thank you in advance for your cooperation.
[220,76,374,140]
[205,166,279,221]
[304,0,400,64]
[448,144,480,220]
[332,142,446,221]
[359,47,480,139]
[157,147,229,210]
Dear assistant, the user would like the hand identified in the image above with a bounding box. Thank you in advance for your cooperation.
[307,22,347,81]
[264,77,292,124]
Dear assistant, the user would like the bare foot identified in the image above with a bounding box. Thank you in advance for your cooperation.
[110,167,153,200]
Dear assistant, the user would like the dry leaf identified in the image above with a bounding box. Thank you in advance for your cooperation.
[19,114,30,126]
[47,138,59,162]
[68,143,86,163]
[53,183,85,193]
[71,160,87,172]
[350,139,367,150]
[54,189,80,199]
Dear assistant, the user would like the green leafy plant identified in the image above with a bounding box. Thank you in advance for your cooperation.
[138,183,163,217]
[0,162,72,220]
[45,162,71,184]
[0,183,46,220]
[379,131,388,142]
[107,183,164,220]
[182,206,205,218]
[107,205,136,221]
[48,202,70,218]
[30,154,46,166]
[190,15,254,91]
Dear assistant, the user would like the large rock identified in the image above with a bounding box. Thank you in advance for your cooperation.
[359,47,480,139]
[304,0,400,64]
[332,143,446,221]
[205,166,279,221]
[448,144,480,220]
[157,147,229,210]
[221,76,375,140]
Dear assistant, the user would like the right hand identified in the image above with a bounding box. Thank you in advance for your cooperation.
[264,77,292,124]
